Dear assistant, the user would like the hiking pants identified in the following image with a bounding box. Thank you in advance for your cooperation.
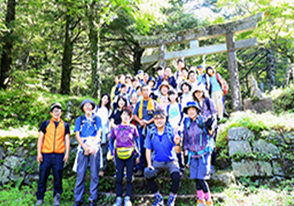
[36,153,64,200]
[74,150,100,202]
[115,154,136,197]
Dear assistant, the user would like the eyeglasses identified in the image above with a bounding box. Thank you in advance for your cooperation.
[52,109,61,113]
[154,116,165,120]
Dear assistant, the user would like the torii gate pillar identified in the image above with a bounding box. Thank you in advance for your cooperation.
[226,32,242,111]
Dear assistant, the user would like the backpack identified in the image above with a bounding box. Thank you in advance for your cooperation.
[216,73,229,95]
[79,115,98,132]
[184,117,215,163]
[149,125,174,145]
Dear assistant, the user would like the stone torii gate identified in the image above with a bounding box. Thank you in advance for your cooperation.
[136,13,264,111]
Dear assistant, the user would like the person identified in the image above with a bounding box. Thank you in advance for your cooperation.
[147,77,158,101]
[137,70,145,85]
[144,109,181,206]
[73,99,102,206]
[154,66,164,90]
[193,83,218,174]
[156,80,170,111]
[111,76,119,101]
[164,67,177,90]
[95,93,112,177]
[206,66,224,120]
[110,96,129,129]
[188,70,198,90]
[196,65,210,97]
[113,84,130,108]
[166,90,185,175]
[109,107,140,206]
[114,74,126,96]
[125,74,133,96]
[144,73,149,84]
[174,59,185,81]
[132,84,156,176]
[35,103,70,206]
[178,80,193,108]
[183,102,215,206]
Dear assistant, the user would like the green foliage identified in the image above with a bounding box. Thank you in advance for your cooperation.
[0,88,98,129]
[271,84,294,114]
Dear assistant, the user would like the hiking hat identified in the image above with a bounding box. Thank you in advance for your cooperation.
[147,77,156,85]
[158,80,170,92]
[50,103,62,112]
[197,65,203,69]
[144,167,157,179]
[80,99,96,112]
[183,101,201,114]
[179,80,192,92]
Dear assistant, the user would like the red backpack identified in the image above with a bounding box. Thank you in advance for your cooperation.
[216,73,229,95]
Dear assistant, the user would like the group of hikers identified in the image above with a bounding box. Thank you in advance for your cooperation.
[35,59,228,206]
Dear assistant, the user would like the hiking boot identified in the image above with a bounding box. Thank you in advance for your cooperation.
[196,199,205,206]
[35,199,43,206]
[124,196,132,206]
[73,201,82,206]
[167,195,176,206]
[205,199,214,206]
[152,194,164,206]
[89,200,97,206]
[113,196,123,206]
[53,193,60,206]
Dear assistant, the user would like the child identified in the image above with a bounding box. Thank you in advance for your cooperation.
[183,102,215,206]
[109,107,140,206]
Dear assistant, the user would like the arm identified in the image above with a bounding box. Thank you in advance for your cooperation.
[37,131,44,164]
[75,131,88,153]
[63,133,70,164]
[145,149,152,168]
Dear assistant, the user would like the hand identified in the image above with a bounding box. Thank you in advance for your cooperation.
[148,165,154,170]
[83,145,90,156]
[37,153,43,164]
[63,154,69,164]
[174,135,181,145]
[140,120,146,127]
[184,156,189,168]
[136,157,140,165]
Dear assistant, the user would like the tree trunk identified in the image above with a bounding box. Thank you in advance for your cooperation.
[0,0,16,89]
[60,13,74,95]
[88,2,100,98]
[133,43,144,73]
[266,49,275,91]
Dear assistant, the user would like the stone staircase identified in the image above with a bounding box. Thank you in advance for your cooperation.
[94,170,233,206]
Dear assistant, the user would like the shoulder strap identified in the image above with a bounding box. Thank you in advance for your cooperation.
[216,73,222,87]
[167,104,170,115]
[205,98,211,113]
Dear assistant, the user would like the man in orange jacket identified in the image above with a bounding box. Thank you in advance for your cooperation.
[35,103,70,206]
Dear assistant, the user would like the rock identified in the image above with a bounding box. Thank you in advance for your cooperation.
[272,161,284,176]
[14,146,25,156]
[229,140,252,157]
[24,173,39,185]
[227,127,255,141]
[4,156,24,169]
[232,160,273,177]
[243,97,273,113]
[0,165,10,185]
[9,170,25,182]
[210,172,235,187]
[253,139,280,159]
[0,146,4,160]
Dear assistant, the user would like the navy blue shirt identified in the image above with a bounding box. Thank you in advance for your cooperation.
[74,114,102,138]
[133,99,155,122]
[144,126,176,162]
[39,120,70,135]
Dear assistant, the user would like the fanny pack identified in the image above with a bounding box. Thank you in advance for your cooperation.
[116,147,134,160]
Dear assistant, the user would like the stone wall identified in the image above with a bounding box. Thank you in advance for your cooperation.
[1,127,293,186]
[228,127,294,180]
[0,136,78,186]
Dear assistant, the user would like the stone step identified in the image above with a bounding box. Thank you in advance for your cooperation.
[97,192,228,206]
[98,171,235,195]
